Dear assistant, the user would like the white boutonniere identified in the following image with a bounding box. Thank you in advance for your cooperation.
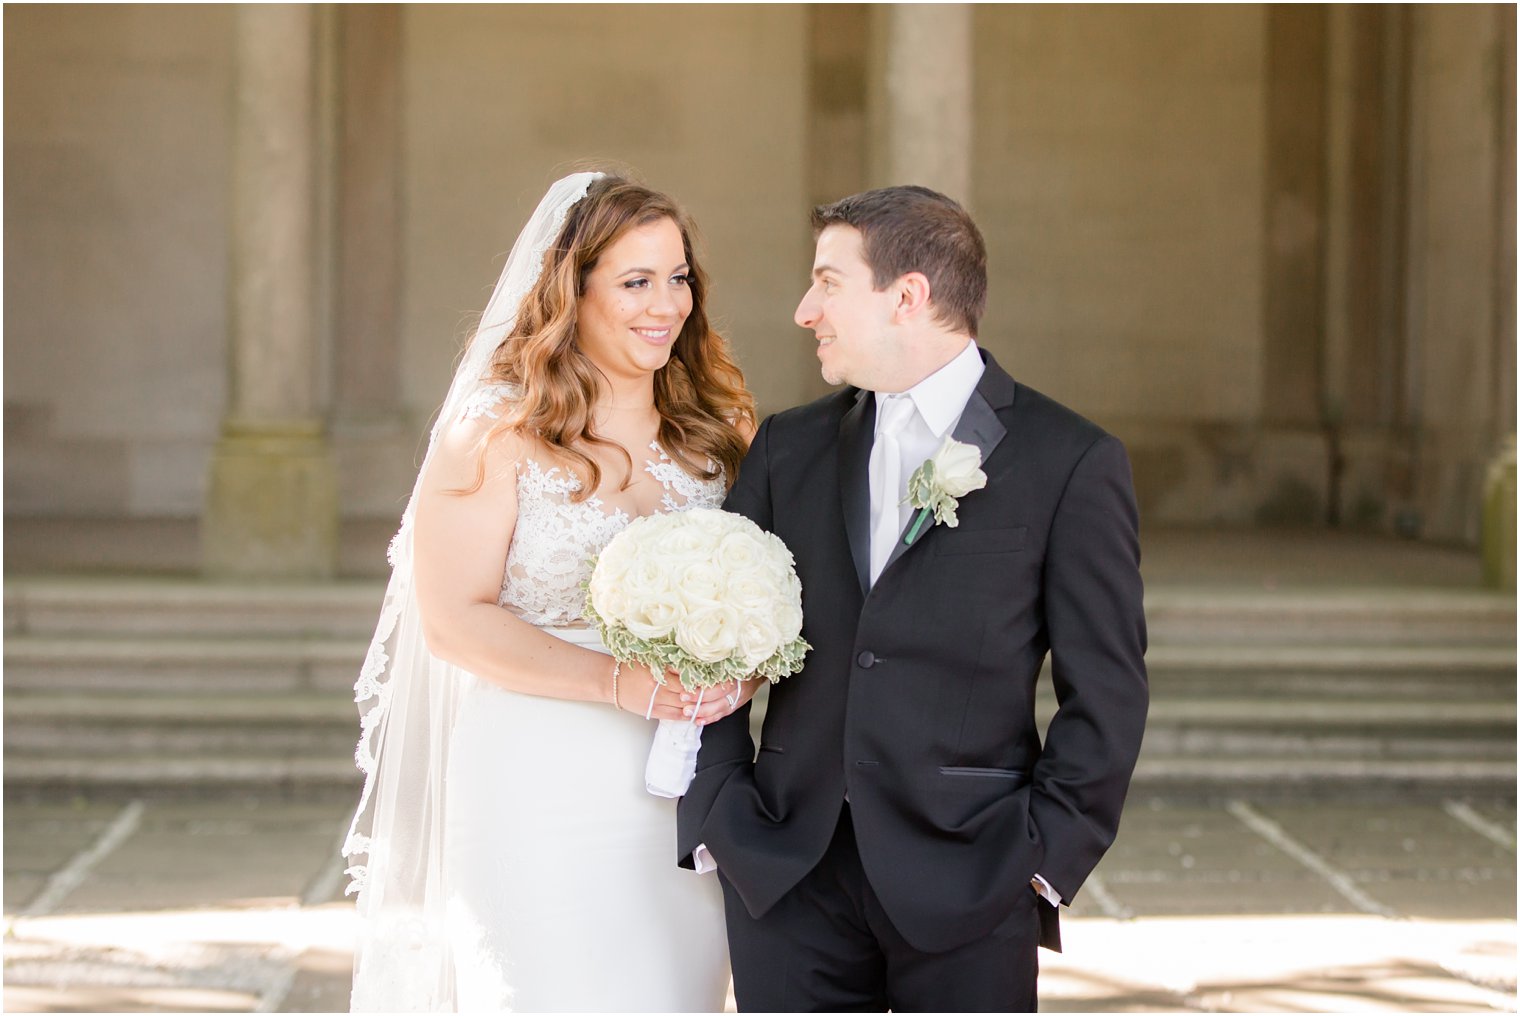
[902,436,988,546]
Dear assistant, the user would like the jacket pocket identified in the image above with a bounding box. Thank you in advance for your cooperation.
[934,526,1027,556]
[938,765,1027,781]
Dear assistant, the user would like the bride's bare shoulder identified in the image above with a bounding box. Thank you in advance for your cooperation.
[430,385,533,488]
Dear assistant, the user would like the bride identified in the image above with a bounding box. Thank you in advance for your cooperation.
[344,171,760,1011]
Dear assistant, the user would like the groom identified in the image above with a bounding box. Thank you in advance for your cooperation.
[678,185,1148,1011]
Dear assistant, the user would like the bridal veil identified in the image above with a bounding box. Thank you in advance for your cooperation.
[343,172,603,1012]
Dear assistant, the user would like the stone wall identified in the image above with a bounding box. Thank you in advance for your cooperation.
[2,4,1511,552]
[4,6,233,517]
[1403,4,1514,542]
[972,6,1268,525]
[397,4,813,422]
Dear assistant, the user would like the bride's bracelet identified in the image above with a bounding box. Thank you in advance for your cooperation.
[610,659,623,711]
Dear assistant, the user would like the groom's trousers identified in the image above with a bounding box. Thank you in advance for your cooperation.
[718,805,1041,1013]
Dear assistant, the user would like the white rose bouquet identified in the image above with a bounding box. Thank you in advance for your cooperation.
[585,508,810,797]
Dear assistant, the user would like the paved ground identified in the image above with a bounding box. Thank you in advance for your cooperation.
[4,528,1511,1009]
[3,792,1514,1012]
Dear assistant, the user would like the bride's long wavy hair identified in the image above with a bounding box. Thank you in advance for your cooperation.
[471,176,756,501]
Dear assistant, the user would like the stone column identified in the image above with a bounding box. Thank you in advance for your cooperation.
[1320,6,1355,425]
[866,4,973,205]
[204,5,337,578]
[331,6,417,519]
[1261,5,1328,429]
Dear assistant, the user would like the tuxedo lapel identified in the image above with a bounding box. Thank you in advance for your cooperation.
[880,353,1015,575]
[837,388,875,596]
[949,388,1007,467]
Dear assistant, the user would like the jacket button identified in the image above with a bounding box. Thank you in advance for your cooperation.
[856,651,876,669]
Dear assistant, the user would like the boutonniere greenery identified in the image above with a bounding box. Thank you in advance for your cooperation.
[902,436,988,546]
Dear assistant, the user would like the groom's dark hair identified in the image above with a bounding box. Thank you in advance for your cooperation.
[811,185,987,336]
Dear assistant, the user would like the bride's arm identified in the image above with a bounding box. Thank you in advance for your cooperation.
[411,413,689,719]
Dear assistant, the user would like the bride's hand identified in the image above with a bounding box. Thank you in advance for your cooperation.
[681,677,762,726]
[618,662,691,721]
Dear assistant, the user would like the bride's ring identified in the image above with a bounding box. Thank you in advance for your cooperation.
[645,685,659,722]
[725,691,739,709]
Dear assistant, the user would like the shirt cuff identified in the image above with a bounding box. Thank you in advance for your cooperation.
[692,843,718,874]
[1030,873,1062,907]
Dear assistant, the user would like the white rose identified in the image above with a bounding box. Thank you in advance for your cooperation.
[593,583,636,626]
[592,534,631,568]
[625,591,685,640]
[675,604,742,663]
[736,612,782,669]
[713,532,765,575]
[724,569,776,612]
[617,515,663,550]
[687,508,735,539]
[773,601,804,642]
[752,533,792,578]
[623,558,673,601]
[677,561,724,607]
[587,566,618,611]
[655,522,710,560]
[759,556,793,592]
[763,531,796,566]
[927,436,988,498]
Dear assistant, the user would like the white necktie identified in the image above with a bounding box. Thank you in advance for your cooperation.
[869,395,917,584]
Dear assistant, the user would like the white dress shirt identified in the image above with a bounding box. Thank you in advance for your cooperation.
[868,340,986,582]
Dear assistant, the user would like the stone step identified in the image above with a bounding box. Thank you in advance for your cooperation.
[7,634,1511,696]
[7,687,1508,775]
[1140,644,1516,699]
[1147,643,1516,671]
[10,692,1508,759]
[8,578,1510,646]
[1146,669,1515,701]
[1143,589,1515,646]
[2,636,366,694]
[4,577,387,639]
[2,693,359,758]
[1056,697,1516,760]
[5,752,1511,803]
[1140,729,1516,761]
[1129,755,1518,801]
[19,691,1503,725]
[1,755,362,801]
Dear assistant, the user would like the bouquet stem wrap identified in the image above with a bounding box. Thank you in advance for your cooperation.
[645,688,705,798]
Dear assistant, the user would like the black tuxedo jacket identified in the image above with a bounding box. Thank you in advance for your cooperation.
[677,351,1148,954]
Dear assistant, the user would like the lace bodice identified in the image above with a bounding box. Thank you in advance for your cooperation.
[462,385,727,628]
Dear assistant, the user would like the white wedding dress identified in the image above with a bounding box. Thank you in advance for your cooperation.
[440,386,730,1012]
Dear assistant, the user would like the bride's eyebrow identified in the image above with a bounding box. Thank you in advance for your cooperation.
[616,264,690,277]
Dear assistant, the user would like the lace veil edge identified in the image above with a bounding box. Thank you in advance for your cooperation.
[342,172,603,1013]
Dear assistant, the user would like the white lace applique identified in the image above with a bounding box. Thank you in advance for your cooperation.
[458,382,519,423]
[646,442,725,513]
[500,446,726,627]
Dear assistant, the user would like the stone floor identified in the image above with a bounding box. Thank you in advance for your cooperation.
[4,527,1512,1010]
[3,793,1514,1012]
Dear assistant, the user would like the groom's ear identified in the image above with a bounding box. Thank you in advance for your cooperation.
[891,272,934,324]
